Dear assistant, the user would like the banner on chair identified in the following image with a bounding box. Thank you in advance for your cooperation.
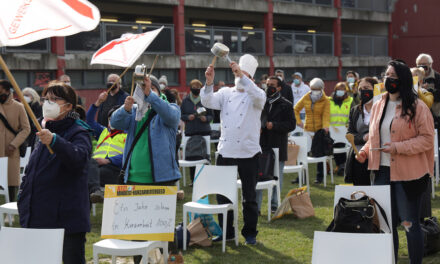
[101,185,177,241]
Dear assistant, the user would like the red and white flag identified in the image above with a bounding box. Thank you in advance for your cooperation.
[91,26,164,67]
[0,0,100,47]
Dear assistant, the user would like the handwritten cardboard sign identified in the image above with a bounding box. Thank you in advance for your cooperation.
[101,185,177,241]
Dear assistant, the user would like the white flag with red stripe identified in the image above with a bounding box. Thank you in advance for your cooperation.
[0,0,100,47]
[90,26,164,67]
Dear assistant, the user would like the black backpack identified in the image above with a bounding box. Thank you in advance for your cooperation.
[422,217,440,256]
[185,135,210,161]
[311,129,334,157]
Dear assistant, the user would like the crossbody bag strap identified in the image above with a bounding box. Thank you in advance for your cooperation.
[370,198,391,232]
[0,113,18,136]
[121,110,156,172]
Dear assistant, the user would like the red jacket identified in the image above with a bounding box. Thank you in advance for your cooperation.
[361,93,434,181]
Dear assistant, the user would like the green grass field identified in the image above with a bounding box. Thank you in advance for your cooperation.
[84,164,440,264]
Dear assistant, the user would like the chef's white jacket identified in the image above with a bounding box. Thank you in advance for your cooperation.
[201,76,266,158]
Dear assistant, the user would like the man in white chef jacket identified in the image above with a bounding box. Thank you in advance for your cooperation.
[201,54,266,245]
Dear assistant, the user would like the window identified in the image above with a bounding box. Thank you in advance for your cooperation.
[294,34,313,54]
[66,24,101,52]
[342,36,356,55]
[316,35,333,54]
[214,30,239,53]
[185,28,212,53]
[274,33,293,54]
[142,26,174,53]
[373,37,387,56]
[105,24,138,43]
[85,71,104,88]
[6,39,49,53]
[65,71,84,88]
[357,36,372,56]
[342,35,387,56]
[241,31,264,54]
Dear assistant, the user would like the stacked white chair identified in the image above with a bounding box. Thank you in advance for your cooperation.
[178,135,211,186]
[304,132,334,187]
[238,148,281,221]
[183,165,238,253]
[19,146,31,184]
[0,157,15,226]
[210,123,220,144]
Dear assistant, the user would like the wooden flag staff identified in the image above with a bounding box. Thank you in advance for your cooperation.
[107,66,131,94]
[0,55,54,154]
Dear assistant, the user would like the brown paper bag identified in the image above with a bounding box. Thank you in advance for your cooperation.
[286,141,300,166]
[288,191,315,219]
[188,218,212,247]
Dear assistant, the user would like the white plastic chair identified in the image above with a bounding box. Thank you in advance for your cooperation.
[0,157,13,225]
[19,147,31,184]
[183,165,238,253]
[0,227,64,264]
[305,132,334,187]
[178,135,211,186]
[329,126,350,155]
[285,136,310,193]
[93,239,168,264]
[210,123,220,144]
[0,202,18,227]
[238,148,281,222]
[312,185,395,264]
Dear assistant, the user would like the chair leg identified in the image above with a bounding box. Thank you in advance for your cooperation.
[436,160,439,186]
[0,213,4,227]
[267,187,272,222]
[432,176,435,199]
[306,167,310,194]
[329,157,334,184]
[93,251,99,264]
[183,209,187,251]
[222,212,227,253]
[111,255,116,264]
[298,170,303,187]
[163,242,169,264]
[182,168,187,187]
[234,208,239,246]
[323,161,327,188]
[92,203,96,217]
[276,180,281,208]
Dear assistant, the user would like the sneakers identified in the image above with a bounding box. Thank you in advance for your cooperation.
[90,189,104,203]
[245,236,257,245]
[314,179,323,184]
[213,235,235,242]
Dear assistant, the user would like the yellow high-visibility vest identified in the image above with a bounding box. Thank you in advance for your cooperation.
[330,97,353,127]
[92,129,126,159]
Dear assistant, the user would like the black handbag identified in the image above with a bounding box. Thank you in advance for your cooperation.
[0,113,28,157]
[311,129,334,157]
[118,111,156,184]
[326,191,389,233]
[257,149,275,182]
[422,217,440,256]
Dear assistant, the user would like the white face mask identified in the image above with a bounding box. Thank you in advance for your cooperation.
[24,96,32,103]
[261,83,267,90]
[43,100,66,119]
[159,84,166,90]
[65,82,72,86]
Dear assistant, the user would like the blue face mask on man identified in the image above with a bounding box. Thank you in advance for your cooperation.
[335,90,345,97]
[347,77,355,84]
[293,79,301,86]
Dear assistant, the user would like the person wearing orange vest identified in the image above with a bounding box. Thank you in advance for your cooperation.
[86,92,127,202]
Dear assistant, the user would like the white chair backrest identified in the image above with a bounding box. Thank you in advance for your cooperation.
[289,136,308,165]
[273,148,279,178]
[210,123,220,131]
[304,131,313,152]
[334,185,392,234]
[19,147,31,183]
[312,231,393,264]
[0,157,9,201]
[329,126,349,145]
[435,129,438,156]
[181,136,211,160]
[192,165,238,204]
[0,227,64,264]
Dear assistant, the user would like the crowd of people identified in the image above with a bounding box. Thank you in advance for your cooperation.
[0,52,437,264]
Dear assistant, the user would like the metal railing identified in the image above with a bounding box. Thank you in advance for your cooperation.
[342,34,388,56]
[273,31,333,55]
[341,0,389,12]
[65,22,175,54]
[273,0,333,6]
[185,26,265,55]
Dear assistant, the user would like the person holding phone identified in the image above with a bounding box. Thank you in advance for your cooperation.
[356,60,434,264]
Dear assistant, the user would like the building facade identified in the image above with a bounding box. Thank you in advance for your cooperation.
[1,0,392,107]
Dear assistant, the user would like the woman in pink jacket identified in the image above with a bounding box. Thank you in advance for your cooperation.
[356,60,434,264]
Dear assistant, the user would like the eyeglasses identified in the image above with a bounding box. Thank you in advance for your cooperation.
[42,96,64,103]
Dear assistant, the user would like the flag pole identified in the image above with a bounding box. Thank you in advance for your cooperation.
[0,55,54,154]
[107,66,130,94]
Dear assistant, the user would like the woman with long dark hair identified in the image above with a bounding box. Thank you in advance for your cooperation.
[345,77,377,185]
[356,60,434,264]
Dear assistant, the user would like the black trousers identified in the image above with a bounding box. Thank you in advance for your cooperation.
[63,232,86,264]
[127,180,177,264]
[216,153,259,238]
[88,159,120,193]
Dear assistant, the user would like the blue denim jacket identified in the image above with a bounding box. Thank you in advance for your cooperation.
[110,92,181,183]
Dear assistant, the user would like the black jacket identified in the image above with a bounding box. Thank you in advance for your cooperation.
[180,95,213,136]
[280,80,293,104]
[260,95,296,161]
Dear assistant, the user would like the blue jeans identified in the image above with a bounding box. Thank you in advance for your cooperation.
[299,113,306,121]
[256,161,284,211]
[374,166,424,264]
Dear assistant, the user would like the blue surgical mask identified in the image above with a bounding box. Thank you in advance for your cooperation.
[347,77,355,84]
[335,90,345,97]
[293,79,301,86]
